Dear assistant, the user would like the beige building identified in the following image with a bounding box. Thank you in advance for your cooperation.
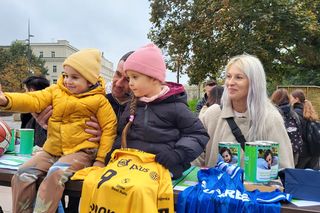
[30,40,114,89]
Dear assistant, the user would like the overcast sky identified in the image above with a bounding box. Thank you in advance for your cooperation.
[0,0,188,84]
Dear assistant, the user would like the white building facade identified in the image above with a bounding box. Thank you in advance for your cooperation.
[30,40,114,88]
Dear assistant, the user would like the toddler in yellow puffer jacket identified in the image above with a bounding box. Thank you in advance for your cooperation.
[0,48,117,212]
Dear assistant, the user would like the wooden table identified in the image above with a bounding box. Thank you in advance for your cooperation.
[1,168,320,213]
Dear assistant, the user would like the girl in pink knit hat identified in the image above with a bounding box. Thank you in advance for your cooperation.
[107,43,209,178]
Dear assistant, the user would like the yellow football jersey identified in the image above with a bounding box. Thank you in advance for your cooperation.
[79,149,174,213]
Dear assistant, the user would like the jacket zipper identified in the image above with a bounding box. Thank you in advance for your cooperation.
[144,104,149,139]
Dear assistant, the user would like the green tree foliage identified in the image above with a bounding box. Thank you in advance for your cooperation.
[149,0,320,88]
[0,41,48,92]
[188,98,198,112]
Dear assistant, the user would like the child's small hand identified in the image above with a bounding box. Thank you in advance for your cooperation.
[93,160,105,168]
[0,84,8,106]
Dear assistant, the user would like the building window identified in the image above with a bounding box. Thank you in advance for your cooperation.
[51,51,55,58]
[39,51,43,58]
[53,65,57,73]
[52,79,57,84]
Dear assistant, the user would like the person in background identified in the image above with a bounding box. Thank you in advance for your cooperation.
[20,76,50,148]
[199,85,224,117]
[193,54,294,169]
[108,43,209,179]
[291,89,320,169]
[271,88,303,166]
[0,48,117,212]
[195,79,216,113]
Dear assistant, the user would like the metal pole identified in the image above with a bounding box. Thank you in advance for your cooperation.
[27,19,34,73]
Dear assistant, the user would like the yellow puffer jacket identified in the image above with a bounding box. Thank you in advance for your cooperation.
[3,76,117,162]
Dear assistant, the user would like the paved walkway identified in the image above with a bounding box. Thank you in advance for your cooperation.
[0,114,21,213]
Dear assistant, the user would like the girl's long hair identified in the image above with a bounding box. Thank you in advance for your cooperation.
[291,89,318,121]
[121,95,138,148]
[222,54,278,141]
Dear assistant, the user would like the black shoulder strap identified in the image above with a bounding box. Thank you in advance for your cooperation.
[291,110,301,127]
[225,117,246,150]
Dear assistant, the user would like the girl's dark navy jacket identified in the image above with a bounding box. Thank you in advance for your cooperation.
[109,82,209,179]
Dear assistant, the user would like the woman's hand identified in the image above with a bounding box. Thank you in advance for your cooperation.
[85,116,102,142]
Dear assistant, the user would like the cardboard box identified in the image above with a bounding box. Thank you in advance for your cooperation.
[244,179,284,192]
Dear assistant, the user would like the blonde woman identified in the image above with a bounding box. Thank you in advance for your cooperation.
[194,54,294,169]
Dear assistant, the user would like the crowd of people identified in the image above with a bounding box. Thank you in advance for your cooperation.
[1,43,319,212]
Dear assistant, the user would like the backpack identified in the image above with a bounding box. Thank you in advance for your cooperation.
[306,120,320,156]
[278,106,303,154]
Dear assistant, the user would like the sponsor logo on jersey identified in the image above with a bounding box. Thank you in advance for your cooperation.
[158,197,170,201]
[111,185,128,196]
[202,188,250,201]
[121,178,130,184]
[129,163,149,172]
[150,171,160,181]
[201,180,250,201]
[117,159,131,167]
[89,203,115,213]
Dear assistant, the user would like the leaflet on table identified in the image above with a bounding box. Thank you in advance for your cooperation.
[172,166,197,187]
[291,199,320,207]
[0,154,31,170]
[174,167,200,191]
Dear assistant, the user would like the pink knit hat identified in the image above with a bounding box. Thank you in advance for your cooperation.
[124,43,166,82]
